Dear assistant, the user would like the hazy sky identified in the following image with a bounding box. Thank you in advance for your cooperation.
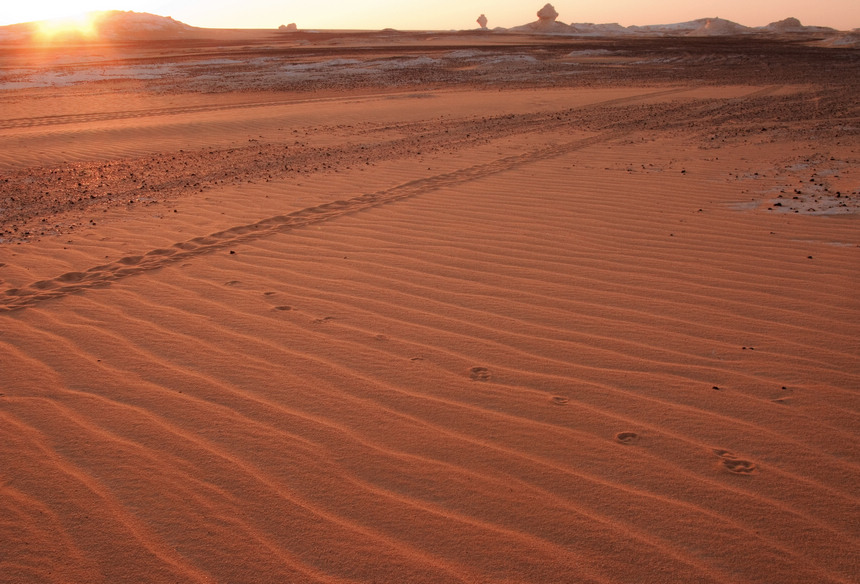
[3,0,859,30]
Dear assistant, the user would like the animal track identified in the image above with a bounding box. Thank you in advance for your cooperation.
[1,131,623,313]
[469,367,491,381]
[722,458,757,474]
[615,432,640,444]
[713,449,757,474]
[771,386,794,404]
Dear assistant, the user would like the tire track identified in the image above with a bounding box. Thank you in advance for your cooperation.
[0,87,793,309]
[742,85,784,99]
[0,87,690,132]
[0,87,696,241]
[0,100,287,131]
[0,131,621,313]
[0,91,413,131]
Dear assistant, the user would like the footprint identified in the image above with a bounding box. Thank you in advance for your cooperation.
[263,291,277,296]
[722,458,757,474]
[273,306,292,311]
[224,280,241,286]
[313,316,334,324]
[57,272,86,283]
[550,396,569,406]
[713,449,757,474]
[118,256,142,266]
[615,432,639,444]
[469,367,491,381]
[145,248,174,257]
[30,280,57,290]
[772,386,794,404]
[375,334,388,341]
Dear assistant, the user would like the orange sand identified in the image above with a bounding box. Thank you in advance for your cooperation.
[0,32,858,583]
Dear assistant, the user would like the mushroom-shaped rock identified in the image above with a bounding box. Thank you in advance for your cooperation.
[508,3,571,33]
[537,3,559,21]
[477,14,488,29]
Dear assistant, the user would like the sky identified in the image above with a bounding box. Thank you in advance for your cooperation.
[2,0,859,31]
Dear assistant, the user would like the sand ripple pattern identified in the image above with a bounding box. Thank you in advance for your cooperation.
[1,78,858,582]
[0,132,618,312]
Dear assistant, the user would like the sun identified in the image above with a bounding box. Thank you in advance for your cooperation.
[34,11,104,41]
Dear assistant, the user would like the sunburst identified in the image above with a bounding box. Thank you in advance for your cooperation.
[34,11,103,41]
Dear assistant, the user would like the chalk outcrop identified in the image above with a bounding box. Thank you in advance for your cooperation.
[509,3,572,33]
[536,3,559,22]
[687,17,750,36]
[476,14,488,29]
[762,17,835,33]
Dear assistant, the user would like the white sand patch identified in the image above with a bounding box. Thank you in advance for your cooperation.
[567,49,615,57]
[731,155,860,215]
[477,54,539,65]
[445,49,488,59]
[764,191,859,215]
[1,64,179,89]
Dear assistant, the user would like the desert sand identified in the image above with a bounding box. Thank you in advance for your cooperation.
[1,28,859,583]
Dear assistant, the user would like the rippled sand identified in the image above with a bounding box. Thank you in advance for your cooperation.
[1,31,858,583]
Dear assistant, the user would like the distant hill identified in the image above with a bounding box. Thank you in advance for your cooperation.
[90,11,199,39]
[761,17,835,34]
[504,4,844,36]
[505,14,843,37]
[627,17,752,36]
[687,18,751,36]
[0,11,200,42]
[505,13,841,37]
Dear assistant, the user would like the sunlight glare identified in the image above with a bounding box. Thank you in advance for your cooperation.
[34,11,103,41]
